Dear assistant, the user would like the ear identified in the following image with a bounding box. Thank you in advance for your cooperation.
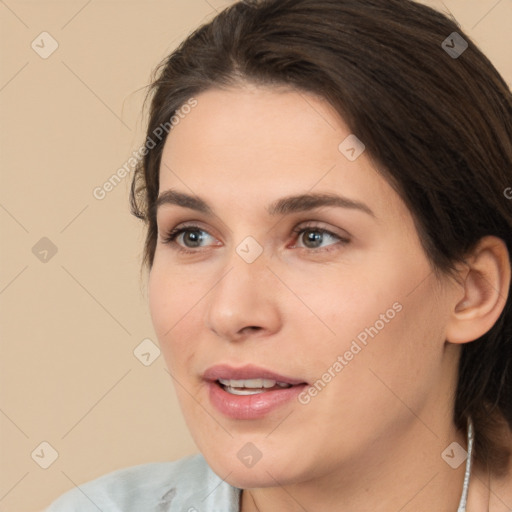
[445,236,511,344]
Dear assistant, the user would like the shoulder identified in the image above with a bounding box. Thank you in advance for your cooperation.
[43,453,241,512]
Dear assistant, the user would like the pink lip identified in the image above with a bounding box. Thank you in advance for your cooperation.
[203,364,308,420]
[203,364,307,385]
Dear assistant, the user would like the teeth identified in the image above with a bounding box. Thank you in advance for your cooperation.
[223,387,268,396]
[218,378,292,389]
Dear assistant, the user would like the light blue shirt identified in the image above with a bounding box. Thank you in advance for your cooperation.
[45,454,241,511]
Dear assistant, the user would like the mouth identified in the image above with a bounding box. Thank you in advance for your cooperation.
[203,363,308,389]
[203,364,309,419]
[217,378,296,395]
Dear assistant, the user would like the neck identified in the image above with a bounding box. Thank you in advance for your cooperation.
[240,420,468,512]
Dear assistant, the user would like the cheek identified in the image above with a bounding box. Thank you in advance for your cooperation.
[148,267,172,339]
[338,280,446,414]
[148,265,200,367]
[149,260,200,331]
[309,255,443,389]
[305,289,445,451]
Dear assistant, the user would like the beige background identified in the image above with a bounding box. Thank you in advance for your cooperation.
[0,1,510,511]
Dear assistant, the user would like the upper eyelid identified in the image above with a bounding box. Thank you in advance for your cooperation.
[163,222,347,246]
[156,210,233,237]
[163,220,343,235]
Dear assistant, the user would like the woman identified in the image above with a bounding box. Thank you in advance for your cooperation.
[45,0,512,510]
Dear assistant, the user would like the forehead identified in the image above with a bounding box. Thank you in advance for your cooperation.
[158,86,407,223]
[162,85,342,169]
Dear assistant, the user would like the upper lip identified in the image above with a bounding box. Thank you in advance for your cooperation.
[203,364,307,385]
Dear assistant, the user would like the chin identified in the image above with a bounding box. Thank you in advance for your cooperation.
[216,463,291,490]
[203,447,303,489]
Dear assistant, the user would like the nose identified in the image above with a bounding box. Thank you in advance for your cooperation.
[204,251,282,343]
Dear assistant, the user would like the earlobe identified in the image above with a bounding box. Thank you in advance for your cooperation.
[445,236,511,344]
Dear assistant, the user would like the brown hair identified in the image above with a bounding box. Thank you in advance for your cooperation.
[130,0,512,475]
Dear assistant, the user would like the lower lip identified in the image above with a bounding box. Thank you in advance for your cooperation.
[207,381,307,420]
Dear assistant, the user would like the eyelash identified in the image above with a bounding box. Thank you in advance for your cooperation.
[160,223,350,255]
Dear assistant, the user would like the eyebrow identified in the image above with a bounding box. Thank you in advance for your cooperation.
[154,189,375,218]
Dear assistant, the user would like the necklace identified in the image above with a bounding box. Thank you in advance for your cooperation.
[457,417,474,512]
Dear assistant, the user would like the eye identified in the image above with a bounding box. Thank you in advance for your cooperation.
[292,225,348,251]
[160,224,218,253]
[159,222,350,254]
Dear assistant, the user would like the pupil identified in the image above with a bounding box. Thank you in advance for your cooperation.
[304,230,322,248]
[185,230,203,247]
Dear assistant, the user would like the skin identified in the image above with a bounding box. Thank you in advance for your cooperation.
[148,85,511,511]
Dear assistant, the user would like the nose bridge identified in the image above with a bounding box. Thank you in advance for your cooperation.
[205,243,281,340]
[219,232,271,297]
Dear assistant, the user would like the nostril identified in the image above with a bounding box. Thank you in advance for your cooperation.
[247,326,262,332]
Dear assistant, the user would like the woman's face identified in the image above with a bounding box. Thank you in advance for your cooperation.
[148,85,462,488]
